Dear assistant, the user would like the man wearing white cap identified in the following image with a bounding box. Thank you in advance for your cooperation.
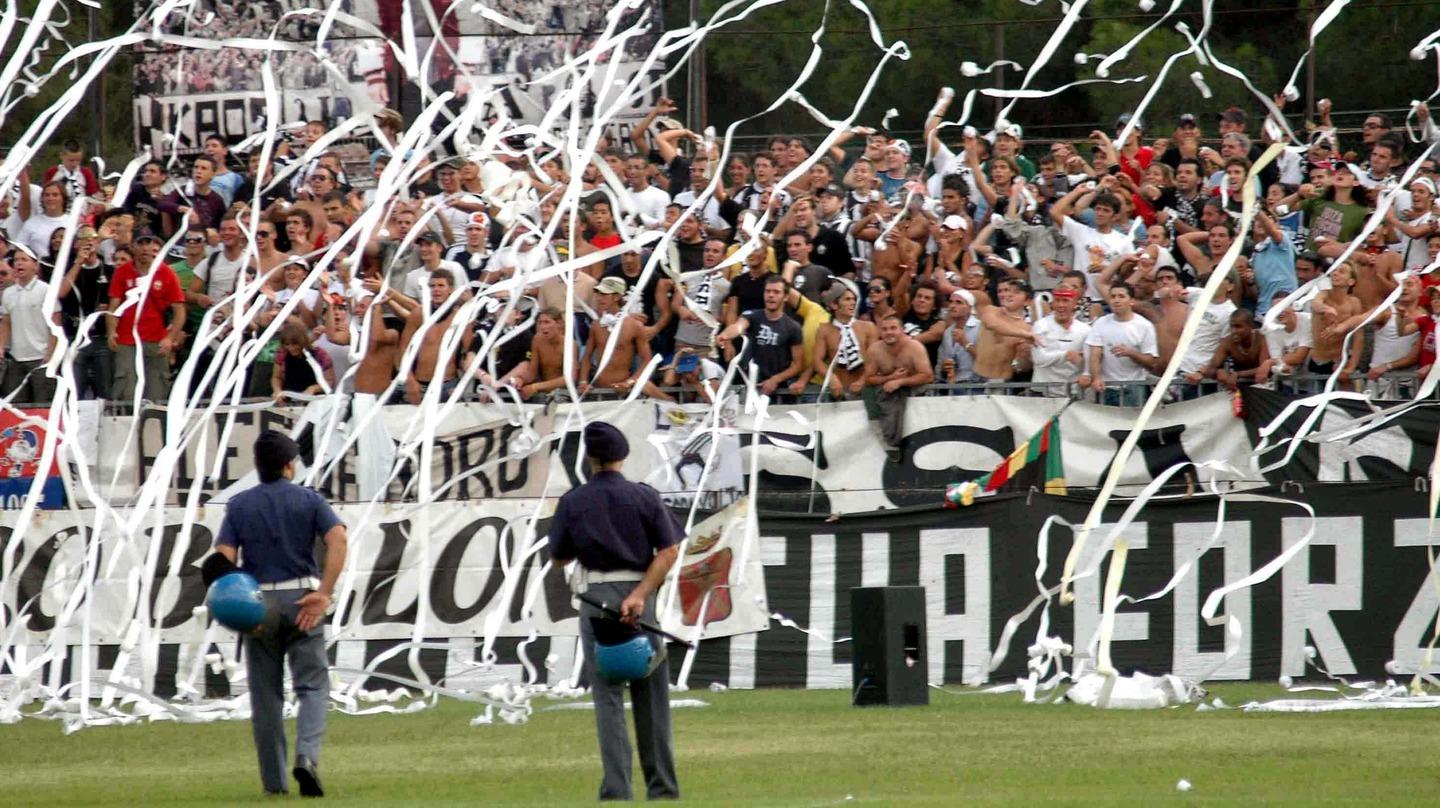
[1393,176,1439,272]
[445,211,492,281]
[988,123,1035,179]
[0,244,56,403]
[937,289,982,387]
[878,139,912,200]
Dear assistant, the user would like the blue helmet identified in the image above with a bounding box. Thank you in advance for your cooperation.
[590,618,662,683]
[207,572,267,632]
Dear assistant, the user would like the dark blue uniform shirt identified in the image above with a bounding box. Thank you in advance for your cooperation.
[217,480,344,583]
[548,470,685,572]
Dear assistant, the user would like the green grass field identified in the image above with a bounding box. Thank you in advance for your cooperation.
[8,684,1438,806]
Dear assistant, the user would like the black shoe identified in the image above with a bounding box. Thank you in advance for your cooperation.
[293,756,324,798]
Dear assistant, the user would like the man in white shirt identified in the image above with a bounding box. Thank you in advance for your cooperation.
[1175,274,1237,399]
[1030,287,1091,396]
[2,167,41,242]
[1365,275,1422,399]
[403,232,468,308]
[1050,179,1135,301]
[623,153,672,229]
[189,216,247,324]
[0,244,57,402]
[1081,282,1160,406]
[18,182,70,259]
[434,161,487,242]
[672,155,732,242]
[1260,290,1311,392]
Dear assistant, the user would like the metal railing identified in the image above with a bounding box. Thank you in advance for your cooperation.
[23,370,1430,416]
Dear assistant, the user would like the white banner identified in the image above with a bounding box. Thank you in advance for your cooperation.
[92,394,1256,512]
[659,498,768,641]
[1,494,768,648]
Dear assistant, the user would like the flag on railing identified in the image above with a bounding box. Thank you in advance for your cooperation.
[944,416,1065,507]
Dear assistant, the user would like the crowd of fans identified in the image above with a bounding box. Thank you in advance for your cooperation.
[3,90,1439,446]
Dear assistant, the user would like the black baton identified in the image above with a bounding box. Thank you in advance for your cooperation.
[577,592,696,648]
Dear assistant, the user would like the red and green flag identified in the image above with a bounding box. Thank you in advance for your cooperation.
[944,417,1065,507]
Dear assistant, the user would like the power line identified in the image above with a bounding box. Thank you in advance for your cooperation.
[705,0,1440,36]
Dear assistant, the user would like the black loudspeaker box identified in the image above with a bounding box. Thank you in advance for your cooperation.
[850,586,928,707]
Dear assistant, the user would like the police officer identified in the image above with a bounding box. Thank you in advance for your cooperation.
[211,431,348,798]
[549,422,683,801]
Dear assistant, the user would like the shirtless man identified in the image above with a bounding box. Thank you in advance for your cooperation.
[972,278,1034,383]
[580,275,656,396]
[814,283,876,400]
[1308,261,1364,379]
[854,206,921,311]
[518,308,577,400]
[325,290,400,396]
[398,274,471,403]
[1202,310,1269,390]
[321,289,402,499]
[1350,225,1402,311]
[863,315,935,460]
[1142,266,1191,368]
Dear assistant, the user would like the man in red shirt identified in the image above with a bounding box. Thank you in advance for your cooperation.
[107,230,185,402]
[42,138,101,202]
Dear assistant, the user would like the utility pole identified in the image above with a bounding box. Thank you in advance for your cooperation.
[993,22,1006,119]
[1304,0,1317,119]
[88,6,103,159]
[687,0,705,130]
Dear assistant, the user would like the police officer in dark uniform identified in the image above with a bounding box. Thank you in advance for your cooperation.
[549,422,683,801]
[211,431,348,798]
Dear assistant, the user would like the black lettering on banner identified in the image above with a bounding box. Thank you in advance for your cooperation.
[1101,423,1196,484]
[737,429,830,512]
[360,521,419,625]
[883,424,1014,507]
[0,526,10,625]
[146,522,213,629]
[15,526,91,633]
[468,517,529,625]
[429,516,508,624]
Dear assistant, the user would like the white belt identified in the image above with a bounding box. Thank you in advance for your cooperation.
[568,567,645,605]
[259,576,320,591]
[582,569,646,586]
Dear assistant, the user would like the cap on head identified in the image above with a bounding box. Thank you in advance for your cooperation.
[415,231,443,246]
[949,289,976,306]
[888,139,912,158]
[822,281,855,307]
[1218,106,1247,125]
[595,276,627,296]
[584,422,629,464]
[467,211,489,229]
[133,229,162,244]
[1052,287,1080,299]
[254,430,299,482]
[1116,112,1144,131]
[1334,162,1360,177]
[942,214,968,231]
[8,242,39,263]
[1177,113,1199,127]
[815,183,844,198]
